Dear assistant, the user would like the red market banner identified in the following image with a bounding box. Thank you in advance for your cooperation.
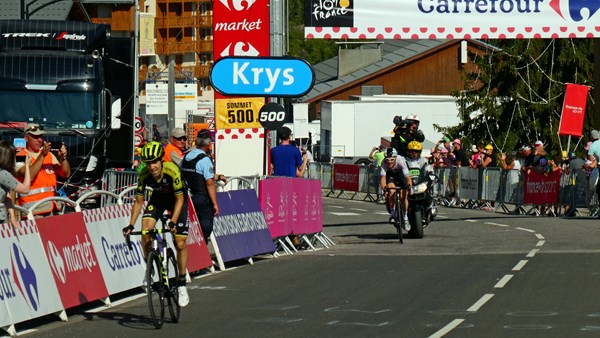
[36,213,109,309]
[523,169,561,205]
[333,164,360,191]
[558,83,589,137]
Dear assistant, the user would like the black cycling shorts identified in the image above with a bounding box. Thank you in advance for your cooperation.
[142,195,189,236]
[385,169,408,188]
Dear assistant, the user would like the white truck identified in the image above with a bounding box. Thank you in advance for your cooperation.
[318,95,462,164]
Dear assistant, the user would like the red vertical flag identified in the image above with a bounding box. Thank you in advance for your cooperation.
[558,83,589,137]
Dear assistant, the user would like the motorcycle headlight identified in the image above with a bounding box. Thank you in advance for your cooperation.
[410,182,428,195]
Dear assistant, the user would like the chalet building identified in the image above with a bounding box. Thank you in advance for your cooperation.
[296,39,493,121]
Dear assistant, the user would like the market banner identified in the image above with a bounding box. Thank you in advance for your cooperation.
[304,0,600,39]
[558,83,589,137]
[36,213,109,309]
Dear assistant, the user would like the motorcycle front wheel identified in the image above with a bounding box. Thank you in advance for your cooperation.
[409,210,424,239]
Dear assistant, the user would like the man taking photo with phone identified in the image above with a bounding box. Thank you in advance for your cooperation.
[16,123,70,216]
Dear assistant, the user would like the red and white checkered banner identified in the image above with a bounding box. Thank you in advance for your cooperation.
[305,0,600,39]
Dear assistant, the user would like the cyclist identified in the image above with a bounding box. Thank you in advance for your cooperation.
[380,147,413,227]
[123,141,190,307]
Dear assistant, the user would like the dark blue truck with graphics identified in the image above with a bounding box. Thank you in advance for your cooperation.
[0,20,134,207]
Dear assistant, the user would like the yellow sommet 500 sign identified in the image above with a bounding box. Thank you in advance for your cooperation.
[215,98,265,129]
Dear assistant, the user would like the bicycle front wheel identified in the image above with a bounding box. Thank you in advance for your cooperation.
[146,251,165,329]
[166,248,180,323]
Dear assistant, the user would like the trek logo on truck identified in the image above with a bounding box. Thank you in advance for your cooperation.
[1,32,86,40]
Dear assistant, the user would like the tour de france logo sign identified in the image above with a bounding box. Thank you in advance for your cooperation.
[305,0,354,28]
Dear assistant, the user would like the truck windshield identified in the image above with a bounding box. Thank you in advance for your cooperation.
[0,89,100,129]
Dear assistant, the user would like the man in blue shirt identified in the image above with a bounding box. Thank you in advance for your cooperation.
[270,126,308,177]
[180,132,225,238]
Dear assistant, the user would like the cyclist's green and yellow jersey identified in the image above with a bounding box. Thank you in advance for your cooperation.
[136,161,187,198]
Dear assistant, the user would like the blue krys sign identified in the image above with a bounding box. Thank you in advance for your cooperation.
[210,56,315,97]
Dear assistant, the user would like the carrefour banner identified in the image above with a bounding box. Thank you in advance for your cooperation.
[304,0,600,39]
[0,221,63,326]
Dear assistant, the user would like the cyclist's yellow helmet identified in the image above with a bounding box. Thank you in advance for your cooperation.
[140,141,164,163]
[407,141,423,159]
[408,141,422,151]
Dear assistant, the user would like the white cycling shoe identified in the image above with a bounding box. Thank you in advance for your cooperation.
[403,216,411,231]
[178,286,190,307]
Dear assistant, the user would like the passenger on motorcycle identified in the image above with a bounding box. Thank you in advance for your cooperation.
[380,147,413,224]
[405,141,435,181]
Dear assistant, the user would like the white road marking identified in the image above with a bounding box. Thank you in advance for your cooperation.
[485,222,509,227]
[327,320,389,327]
[527,249,539,257]
[512,260,528,271]
[467,294,494,312]
[436,215,448,218]
[494,274,514,288]
[535,234,545,240]
[466,219,478,222]
[516,227,535,233]
[329,212,361,216]
[536,240,545,247]
[324,307,391,314]
[329,206,344,209]
[428,319,465,338]
[349,208,367,212]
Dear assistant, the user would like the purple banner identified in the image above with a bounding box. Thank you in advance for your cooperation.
[214,189,276,263]
[259,178,323,237]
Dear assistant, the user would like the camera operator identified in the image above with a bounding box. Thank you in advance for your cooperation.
[391,115,425,157]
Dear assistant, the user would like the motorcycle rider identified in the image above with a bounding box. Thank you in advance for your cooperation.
[405,141,436,226]
[392,114,426,157]
[380,147,413,229]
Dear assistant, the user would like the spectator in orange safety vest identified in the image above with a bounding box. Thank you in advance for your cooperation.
[163,127,187,165]
[16,123,71,216]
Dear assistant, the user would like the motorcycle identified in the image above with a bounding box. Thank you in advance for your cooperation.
[406,172,437,238]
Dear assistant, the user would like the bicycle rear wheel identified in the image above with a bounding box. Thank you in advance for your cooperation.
[165,248,180,323]
[146,252,165,329]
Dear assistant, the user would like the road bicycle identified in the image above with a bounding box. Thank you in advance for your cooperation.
[125,215,180,329]
[384,186,405,244]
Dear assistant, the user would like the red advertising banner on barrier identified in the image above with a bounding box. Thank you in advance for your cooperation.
[333,164,360,191]
[36,213,109,309]
[558,83,589,137]
[524,170,561,205]
[186,200,214,272]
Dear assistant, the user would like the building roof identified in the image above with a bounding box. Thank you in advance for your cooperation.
[298,39,494,103]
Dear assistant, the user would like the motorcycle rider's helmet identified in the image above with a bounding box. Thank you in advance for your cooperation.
[405,114,419,126]
[384,147,397,164]
[407,141,423,159]
[141,141,165,163]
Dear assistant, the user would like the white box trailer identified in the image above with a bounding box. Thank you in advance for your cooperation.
[319,96,461,163]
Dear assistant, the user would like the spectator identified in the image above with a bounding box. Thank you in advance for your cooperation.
[180,133,227,239]
[470,143,485,168]
[270,126,309,177]
[481,144,497,167]
[498,151,521,203]
[163,127,187,165]
[152,124,162,142]
[369,145,385,169]
[451,139,469,167]
[16,123,70,216]
[0,141,31,228]
[301,146,315,164]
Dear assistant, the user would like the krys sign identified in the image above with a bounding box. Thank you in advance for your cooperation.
[210,56,315,97]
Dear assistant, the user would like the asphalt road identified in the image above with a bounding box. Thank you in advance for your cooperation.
[9,198,600,338]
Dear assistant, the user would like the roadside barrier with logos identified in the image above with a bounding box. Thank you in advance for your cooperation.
[314,162,598,217]
[1,170,329,336]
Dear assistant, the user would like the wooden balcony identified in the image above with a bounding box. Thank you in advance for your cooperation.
[155,15,213,29]
[139,65,210,82]
[155,40,213,55]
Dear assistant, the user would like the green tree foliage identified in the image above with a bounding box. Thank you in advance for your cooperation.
[287,0,339,65]
[445,39,594,157]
